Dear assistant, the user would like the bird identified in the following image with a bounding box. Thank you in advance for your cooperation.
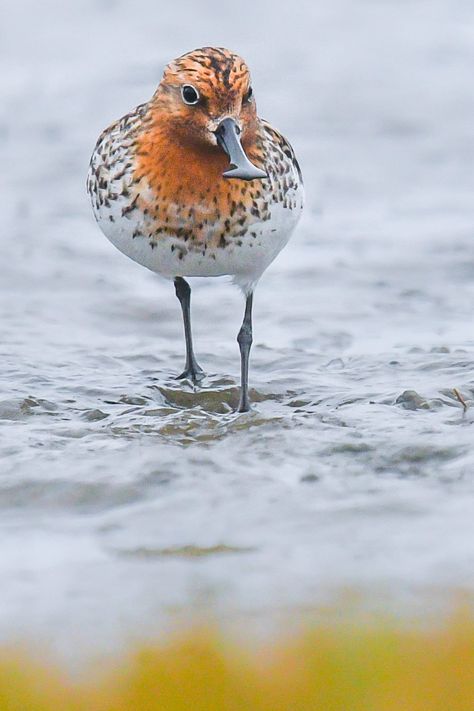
[87,47,304,412]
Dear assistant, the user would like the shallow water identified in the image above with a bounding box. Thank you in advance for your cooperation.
[1,0,474,660]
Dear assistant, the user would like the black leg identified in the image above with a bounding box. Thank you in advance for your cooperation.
[237,292,253,412]
[174,277,205,382]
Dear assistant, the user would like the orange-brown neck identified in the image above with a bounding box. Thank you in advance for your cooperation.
[134,106,263,204]
[131,106,267,249]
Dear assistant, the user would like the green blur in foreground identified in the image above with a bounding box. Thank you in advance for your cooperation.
[0,614,473,710]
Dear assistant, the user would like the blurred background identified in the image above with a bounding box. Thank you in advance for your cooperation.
[1,0,474,663]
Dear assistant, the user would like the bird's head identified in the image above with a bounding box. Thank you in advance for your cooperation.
[151,47,267,180]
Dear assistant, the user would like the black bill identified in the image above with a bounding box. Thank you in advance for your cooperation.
[214,118,267,180]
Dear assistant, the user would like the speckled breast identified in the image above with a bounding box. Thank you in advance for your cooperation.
[87,108,304,288]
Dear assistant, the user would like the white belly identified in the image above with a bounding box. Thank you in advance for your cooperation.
[93,185,304,292]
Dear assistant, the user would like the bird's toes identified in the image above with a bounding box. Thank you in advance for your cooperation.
[176,367,206,384]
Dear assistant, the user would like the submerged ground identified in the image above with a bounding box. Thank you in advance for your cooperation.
[1,0,474,660]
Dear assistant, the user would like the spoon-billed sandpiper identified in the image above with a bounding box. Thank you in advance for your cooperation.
[87,47,304,412]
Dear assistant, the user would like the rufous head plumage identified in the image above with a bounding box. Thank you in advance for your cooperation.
[149,47,266,180]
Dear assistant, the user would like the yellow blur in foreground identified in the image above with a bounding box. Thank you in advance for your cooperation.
[0,615,473,711]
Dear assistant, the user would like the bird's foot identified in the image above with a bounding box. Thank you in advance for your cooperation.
[176,364,205,384]
[237,395,251,413]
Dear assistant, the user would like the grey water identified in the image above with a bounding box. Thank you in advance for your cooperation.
[1,0,474,660]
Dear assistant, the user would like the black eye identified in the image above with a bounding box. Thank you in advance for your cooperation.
[244,86,253,103]
[181,84,200,105]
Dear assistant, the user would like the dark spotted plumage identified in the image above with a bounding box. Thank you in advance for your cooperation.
[87,111,303,267]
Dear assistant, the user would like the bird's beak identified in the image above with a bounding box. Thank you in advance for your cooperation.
[214,118,267,180]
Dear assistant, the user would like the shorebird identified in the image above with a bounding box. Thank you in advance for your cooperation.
[87,47,304,412]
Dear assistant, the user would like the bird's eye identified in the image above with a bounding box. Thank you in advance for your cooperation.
[181,84,200,105]
[244,86,253,103]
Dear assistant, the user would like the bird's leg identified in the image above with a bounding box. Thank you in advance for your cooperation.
[174,277,205,382]
[237,291,253,412]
